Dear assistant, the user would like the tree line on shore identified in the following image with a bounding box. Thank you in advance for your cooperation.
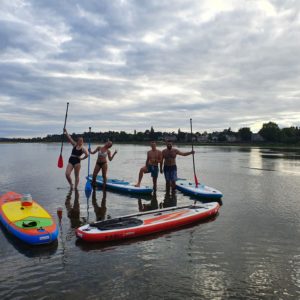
[1,122,300,145]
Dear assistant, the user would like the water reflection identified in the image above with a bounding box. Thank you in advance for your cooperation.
[65,189,82,228]
[137,192,158,212]
[0,223,58,258]
[260,148,300,160]
[92,189,107,221]
[160,190,177,208]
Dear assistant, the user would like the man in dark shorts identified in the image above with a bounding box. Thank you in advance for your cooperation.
[135,141,162,191]
[161,140,194,192]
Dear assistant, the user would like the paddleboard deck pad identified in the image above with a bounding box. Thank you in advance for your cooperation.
[176,179,223,199]
[76,202,220,242]
[0,191,58,245]
[87,175,153,194]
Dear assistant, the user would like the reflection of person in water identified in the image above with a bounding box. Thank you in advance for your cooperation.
[138,192,159,212]
[92,189,107,221]
[65,189,82,228]
[160,189,177,208]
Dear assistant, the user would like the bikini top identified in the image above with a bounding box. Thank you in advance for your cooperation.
[98,149,108,158]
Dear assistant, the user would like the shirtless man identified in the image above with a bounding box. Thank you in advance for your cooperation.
[160,140,194,191]
[135,141,162,191]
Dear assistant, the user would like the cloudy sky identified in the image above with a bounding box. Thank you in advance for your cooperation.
[1,0,300,137]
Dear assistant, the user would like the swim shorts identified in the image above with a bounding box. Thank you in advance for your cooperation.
[163,165,177,182]
[146,165,159,178]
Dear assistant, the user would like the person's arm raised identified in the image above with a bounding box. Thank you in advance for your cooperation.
[108,149,117,161]
[64,129,76,146]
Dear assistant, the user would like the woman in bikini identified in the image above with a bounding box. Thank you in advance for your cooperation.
[64,129,89,190]
[89,141,117,190]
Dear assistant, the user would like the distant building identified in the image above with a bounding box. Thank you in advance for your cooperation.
[225,134,239,142]
[196,134,209,142]
[162,134,177,142]
[251,133,264,142]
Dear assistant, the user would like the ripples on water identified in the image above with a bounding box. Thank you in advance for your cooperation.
[0,144,300,299]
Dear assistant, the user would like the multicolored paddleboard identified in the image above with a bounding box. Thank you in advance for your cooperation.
[76,202,220,242]
[87,175,153,194]
[0,191,58,245]
[176,179,223,199]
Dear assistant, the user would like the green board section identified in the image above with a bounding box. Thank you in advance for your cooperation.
[14,217,53,229]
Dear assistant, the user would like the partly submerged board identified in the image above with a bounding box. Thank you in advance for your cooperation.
[76,202,220,242]
[87,175,153,194]
[0,191,58,245]
[176,179,223,199]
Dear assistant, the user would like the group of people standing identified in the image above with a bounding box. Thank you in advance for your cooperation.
[63,129,194,191]
[134,140,194,192]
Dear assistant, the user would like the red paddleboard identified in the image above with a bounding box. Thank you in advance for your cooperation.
[76,202,220,242]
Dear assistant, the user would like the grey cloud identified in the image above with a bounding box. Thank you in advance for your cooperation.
[1,0,300,137]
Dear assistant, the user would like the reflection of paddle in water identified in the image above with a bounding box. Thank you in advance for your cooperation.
[160,189,177,208]
[65,189,82,228]
[138,192,158,212]
[92,189,107,222]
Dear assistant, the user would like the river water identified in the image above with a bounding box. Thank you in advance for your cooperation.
[0,143,299,299]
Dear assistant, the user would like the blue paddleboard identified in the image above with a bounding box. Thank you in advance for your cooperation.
[87,175,153,194]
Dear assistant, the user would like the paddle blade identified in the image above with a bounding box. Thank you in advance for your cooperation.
[194,175,199,188]
[85,180,92,199]
[57,155,63,168]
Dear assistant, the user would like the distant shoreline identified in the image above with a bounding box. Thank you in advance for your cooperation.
[1,140,300,150]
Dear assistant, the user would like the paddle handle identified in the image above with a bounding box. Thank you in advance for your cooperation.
[60,102,69,155]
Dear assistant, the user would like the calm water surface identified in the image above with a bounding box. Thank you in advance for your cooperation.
[0,143,299,299]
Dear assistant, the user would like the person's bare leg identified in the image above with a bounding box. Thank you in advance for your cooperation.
[166,181,171,194]
[153,177,157,191]
[102,164,108,192]
[92,164,101,188]
[74,164,81,190]
[65,163,74,189]
[171,180,176,191]
[135,166,147,187]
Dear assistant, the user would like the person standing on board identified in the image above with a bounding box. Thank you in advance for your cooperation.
[89,141,117,191]
[134,141,162,191]
[161,140,194,192]
[64,129,89,190]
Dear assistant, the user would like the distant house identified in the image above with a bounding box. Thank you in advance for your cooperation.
[196,134,209,142]
[251,133,264,142]
[162,134,177,142]
[225,134,239,142]
[210,133,219,142]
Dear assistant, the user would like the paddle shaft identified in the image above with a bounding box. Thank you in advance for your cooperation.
[87,127,91,176]
[190,118,198,185]
[60,102,69,155]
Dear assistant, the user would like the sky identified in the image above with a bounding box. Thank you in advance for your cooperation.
[1,0,300,138]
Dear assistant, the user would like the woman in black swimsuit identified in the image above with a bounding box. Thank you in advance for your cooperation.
[64,129,88,190]
[89,141,117,190]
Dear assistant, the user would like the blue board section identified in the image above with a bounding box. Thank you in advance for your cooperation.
[176,179,223,199]
[87,175,153,194]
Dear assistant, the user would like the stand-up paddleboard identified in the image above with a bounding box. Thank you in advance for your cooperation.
[0,191,58,245]
[76,202,220,242]
[176,179,223,199]
[87,175,153,194]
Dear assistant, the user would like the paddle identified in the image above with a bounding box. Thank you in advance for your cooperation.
[90,203,207,227]
[85,127,92,198]
[190,118,199,187]
[57,102,69,168]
